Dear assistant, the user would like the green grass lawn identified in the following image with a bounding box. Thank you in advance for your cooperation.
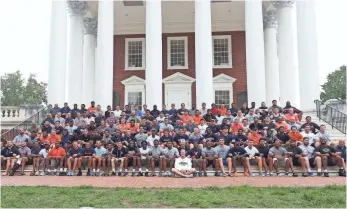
[1,185,346,208]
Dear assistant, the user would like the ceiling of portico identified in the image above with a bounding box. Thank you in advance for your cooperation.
[87,1,250,34]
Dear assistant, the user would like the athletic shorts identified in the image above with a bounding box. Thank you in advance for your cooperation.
[222,159,227,166]
[249,159,258,165]
[292,157,300,166]
[327,156,335,166]
[309,157,315,167]
[206,160,214,167]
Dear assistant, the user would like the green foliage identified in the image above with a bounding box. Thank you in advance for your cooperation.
[1,185,346,208]
[320,65,346,103]
[1,70,47,106]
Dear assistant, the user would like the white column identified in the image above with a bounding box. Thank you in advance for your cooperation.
[273,1,300,106]
[263,10,280,105]
[95,0,114,109]
[48,1,67,106]
[145,0,163,108]
[82,17,97,105]
[245,0,267,107]
[296,0,320,110]
[195,0,213,107]
[67,0,87,105]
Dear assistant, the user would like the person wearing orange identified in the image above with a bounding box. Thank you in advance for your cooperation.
[47,129,61,144]
[229,118,244,135]
[275,117,289,132]
[219,104,227,116]
[288,126,304,143]
[127,119,139,134]
[180,110,192,125]
[247,129,262,146]
[47,141,66,175]
[87,101,97,112]
[118,118,128,133]
[192,110,203,125]
[284,108,300,123]
[40,131,50,144]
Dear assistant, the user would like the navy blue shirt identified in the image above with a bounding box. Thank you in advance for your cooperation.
[227,147,246,157]
[69,147,82,157]
[81,147,95,156]
[168,109,177,115]
[31,147,41,155]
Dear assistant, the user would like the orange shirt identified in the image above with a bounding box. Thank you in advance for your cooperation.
[288,131,303,141]
[180,115,192,125]
[47,134,61,144]
[285,113,299,122]
[230,123,244,134]
[117,124,128,132]
[276,121,289,131]
[48,147,66,158]
[127,124,139,134]
[219,108,227,116]
[193,115,203,124]
[247,134,262,145]
[40,136,50,144]
[88,106,97,112]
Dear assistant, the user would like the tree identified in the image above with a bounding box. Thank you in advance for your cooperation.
[1,70,47,106]
[320,65,346,103]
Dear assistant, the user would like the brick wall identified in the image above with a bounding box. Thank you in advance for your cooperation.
[113,31,247,109]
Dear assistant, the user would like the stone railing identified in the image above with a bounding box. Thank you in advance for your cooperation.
[1,105,42,122]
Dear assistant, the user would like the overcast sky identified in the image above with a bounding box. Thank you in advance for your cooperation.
[1,0,346,85]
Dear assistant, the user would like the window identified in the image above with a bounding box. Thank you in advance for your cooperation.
[215,90,230,108]
[212,35,232,68]
[125,38,145,70]
[167,37,188,69]
[127,92,143,110]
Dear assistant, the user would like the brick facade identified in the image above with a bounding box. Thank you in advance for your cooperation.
[113,31,247,109]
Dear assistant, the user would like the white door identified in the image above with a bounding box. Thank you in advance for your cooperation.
[166,88,191,109]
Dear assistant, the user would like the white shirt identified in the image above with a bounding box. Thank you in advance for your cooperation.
[216,116,225,125]
[146,135,160,147]
[84,117,95,125]
[156,116,165,124]
[244,146,259,157]
[113,110,122,117]
[298,145,315,159]
[300,131,316,145]
[198,124,208,135]
[139,147,150,160]
[174,157,192,171]
[39,149,49,158]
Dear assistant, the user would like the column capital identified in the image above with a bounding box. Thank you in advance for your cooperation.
[84,17,97,36]
[263,10,278,29]
[67,0,88,16]
[272,1,295,9]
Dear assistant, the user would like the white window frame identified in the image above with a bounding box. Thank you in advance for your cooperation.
[212,35,233,68]
[213,85,233,109]
[125,38,146,70]
[167,36,188,69]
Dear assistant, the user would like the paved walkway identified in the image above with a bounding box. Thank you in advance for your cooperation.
[1,176,345,188]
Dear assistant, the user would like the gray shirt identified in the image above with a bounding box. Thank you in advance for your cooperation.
[269,146,287,158]
[164,147,179,157]
[13,134,30,145]
[214,145,230,159]
[135,133,148,146]
[105,124,117,135]
[298,145,315,159]
[150,146,164,156]
[202,147,217,158]
[65,125,78,135]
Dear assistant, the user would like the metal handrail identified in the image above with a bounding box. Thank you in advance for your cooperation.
[1,104,52,141]
[314,100,346,134]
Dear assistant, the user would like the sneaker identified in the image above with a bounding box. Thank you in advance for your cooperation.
[266,172,270,176]
[259,172,265,177]
[222,173,227,177]
[214,172,218,177]
[338,169,346,177]
[302,173,308,177]
[204,172,208,177]
[249,172,254,177]
[307,172,313,177]
[137,172,143,176]
[111,171,116,176]
[233,172,238,177]
[317,172,322,177]
[269,172,274,176]
[35,171,40,176]
[198,172,202,177]
[292,173,298,177]
[77,170,82,176]
[131,172,136,177]
[123,172,128,177]
[40,171,45,176]
[145,172,149,177]
[323,172,329,177]
[70,172,74,176]
[117,172,122,176]
[276,172,281,176]
[159,172,163,177]
[285,172,289,176]
[86,170,91,176]
[91,171,96,176]
[193,173,197,177]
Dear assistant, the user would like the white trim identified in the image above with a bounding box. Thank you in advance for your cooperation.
[121,76,146,107]
[162,72,195,84]
[212,35,233,68]
[125,38,146,70]
[213,74,236,106]
[167,36,188,69]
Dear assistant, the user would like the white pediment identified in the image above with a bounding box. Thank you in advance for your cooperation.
[213,73,236,83]
[121,75,145,85]
[163,72,195,84]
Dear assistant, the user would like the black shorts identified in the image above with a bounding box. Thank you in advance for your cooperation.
[327,157,335,166]
[309,157,316,167]
[292,157,300,166]
[206,160,214,167]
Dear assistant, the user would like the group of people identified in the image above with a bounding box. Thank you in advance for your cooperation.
[1,100,346,177]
